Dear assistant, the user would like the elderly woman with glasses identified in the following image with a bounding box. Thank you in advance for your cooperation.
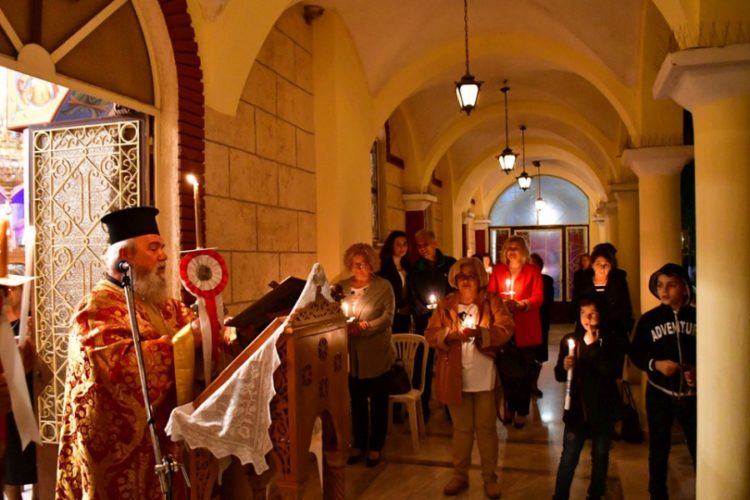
[338,242,395,467]
[425,257,514,499]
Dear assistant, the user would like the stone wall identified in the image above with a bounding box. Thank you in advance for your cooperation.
[203,5,315,313]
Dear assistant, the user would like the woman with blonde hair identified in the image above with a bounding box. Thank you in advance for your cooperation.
[487,235,543,428]
[425,257,513,498]
[338,243,395,467]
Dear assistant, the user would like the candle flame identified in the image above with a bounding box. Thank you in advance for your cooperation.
[186,173,199,187]
[342,302,349,317]
[567,338,576,351]
[463,317,476,329]
[429,294,436,303]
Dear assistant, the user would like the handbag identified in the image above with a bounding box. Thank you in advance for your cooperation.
[495,339,530,378]
[387,358,411,395]
[619,380,644,443]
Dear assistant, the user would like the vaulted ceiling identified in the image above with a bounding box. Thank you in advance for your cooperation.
[316,0,678,209]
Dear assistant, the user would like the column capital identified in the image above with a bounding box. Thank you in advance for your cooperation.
[622,146,694,177]
[609,182,638,193]
[473,218,490,231]
[654,43,750,110]
[462,211,475,224]
[402,193,437,211]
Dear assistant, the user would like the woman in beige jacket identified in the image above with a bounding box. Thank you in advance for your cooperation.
[425,257,513,499]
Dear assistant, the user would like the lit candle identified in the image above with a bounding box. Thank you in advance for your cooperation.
[564,338,576,410]
[462,316,476,330]
[427,293,437,310]
[342,302,349,318]
[186,174,203,248]
[503,277,515,299]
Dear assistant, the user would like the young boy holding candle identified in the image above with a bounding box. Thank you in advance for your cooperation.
[552,299,626,500]
[629,263,696,500]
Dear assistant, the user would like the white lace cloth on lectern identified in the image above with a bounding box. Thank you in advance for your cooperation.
[166,263,333,475]
[166,321,283,473]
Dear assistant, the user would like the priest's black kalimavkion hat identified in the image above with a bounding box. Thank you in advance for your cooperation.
[101,206,160,244]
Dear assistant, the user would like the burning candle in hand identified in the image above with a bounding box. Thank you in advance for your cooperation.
[564,338,576,410]
[427,293,437,310]
[503,278,515,300]
[462,316,476,330]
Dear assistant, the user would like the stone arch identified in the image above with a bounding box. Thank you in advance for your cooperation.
[372,33,637,139]
[454,144,607,214]
[416,99,618,192]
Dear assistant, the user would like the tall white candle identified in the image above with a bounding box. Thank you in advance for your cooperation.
[18,226,35,347]
[186,174,203,248]
[564,338,576,410]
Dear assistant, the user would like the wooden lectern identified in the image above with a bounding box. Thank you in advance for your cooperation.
[185,273,350,499]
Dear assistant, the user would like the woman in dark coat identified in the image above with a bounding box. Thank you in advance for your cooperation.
[529,253,554,397]
[572,244,633,373]
[377,230,411,333]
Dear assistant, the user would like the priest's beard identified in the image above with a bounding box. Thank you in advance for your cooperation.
[132,265,167,305]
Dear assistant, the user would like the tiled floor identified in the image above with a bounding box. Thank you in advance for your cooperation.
[221,324,696,499]
[340,324,696,499]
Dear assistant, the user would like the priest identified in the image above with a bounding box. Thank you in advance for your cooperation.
[56,206,201,499]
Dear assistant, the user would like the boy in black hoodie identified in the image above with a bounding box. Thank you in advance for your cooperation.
[630,263,696,500]
[552,299,626,500]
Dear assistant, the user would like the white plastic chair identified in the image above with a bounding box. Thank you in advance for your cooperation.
[388,333,429,452]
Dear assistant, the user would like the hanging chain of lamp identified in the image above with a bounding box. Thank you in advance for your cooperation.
[455,0,482,114]
[497,81,516,173]
[516,125,531,190]
[534,160,546,212]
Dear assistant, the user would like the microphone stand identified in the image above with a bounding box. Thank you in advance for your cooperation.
[120,262,188,500]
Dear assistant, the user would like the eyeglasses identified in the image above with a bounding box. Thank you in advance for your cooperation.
[351,262,370,270]
[456,273,478,281]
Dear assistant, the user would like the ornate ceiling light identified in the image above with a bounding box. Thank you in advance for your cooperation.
[497,81,516,173]
[455,0,482,114]
[516,125,531,190]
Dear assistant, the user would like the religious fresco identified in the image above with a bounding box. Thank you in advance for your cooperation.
[6,72,68,130]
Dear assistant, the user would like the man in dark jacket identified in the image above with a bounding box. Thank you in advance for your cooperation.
[630,263,696,500]
[408,230,456,420]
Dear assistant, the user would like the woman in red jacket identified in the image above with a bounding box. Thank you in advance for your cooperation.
[488,235,543,428]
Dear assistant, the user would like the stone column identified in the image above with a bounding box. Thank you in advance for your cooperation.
[623,146,693,311]
[610,183,641,316]
[402,193,437,261]
[654,43,750,499]
[462,211,475,257]
[474,218,490,255]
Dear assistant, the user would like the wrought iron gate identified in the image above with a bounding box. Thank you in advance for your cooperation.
[30,117,148,443]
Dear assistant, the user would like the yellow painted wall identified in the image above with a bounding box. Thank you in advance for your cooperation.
[313,10,375,280]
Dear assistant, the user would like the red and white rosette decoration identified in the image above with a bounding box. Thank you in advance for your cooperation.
[180,248,228,383]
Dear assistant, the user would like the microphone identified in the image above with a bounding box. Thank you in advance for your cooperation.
[116,260,131,273]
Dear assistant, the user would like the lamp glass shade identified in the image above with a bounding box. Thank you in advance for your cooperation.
[535,197,546,210]
[517,171,532,190]
[498,149,516,173]
[455,74,482,113]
